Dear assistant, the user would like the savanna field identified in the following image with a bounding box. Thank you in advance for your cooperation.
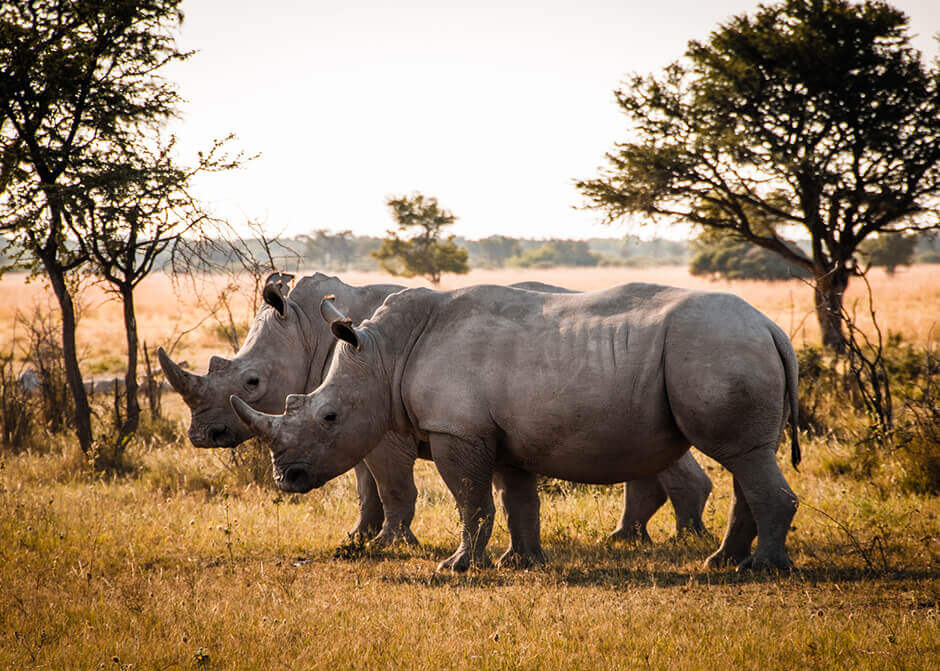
[1,266,938,670]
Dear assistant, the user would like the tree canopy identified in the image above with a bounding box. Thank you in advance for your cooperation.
[577,0,940,350]
[0,0,244,455]
[372,193,469,286]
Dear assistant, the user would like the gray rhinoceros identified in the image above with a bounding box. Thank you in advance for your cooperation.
[231,283,800,571]
[160,273,712,548]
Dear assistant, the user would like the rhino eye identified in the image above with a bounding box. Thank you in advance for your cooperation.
[245,376,260,389]
[323,412,337,423]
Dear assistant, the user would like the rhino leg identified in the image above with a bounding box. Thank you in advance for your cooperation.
[430,433,495,571]
[345,461,385,542]
[609,478,665,543]
[704,478,757,568]
[724,447,797,571]
[658,450,712,537]
[493,466,547,568]
[363,433,419,547]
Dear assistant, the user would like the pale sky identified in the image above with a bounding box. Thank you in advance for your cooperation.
[165,0,940,241]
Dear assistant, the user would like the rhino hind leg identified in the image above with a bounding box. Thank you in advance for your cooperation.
[658,451,712,537]
[705,447,797,571]
[430,433,495,571]
[609,478,665,544]
[363,435,420,547]
[493,466,547,568]
[704,478,757,569]
[728,447,797,571]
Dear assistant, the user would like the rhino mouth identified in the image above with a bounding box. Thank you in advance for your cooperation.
[274,463,326,493]
[190,423,244,448]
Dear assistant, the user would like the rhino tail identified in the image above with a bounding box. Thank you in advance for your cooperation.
[770,324,801,471]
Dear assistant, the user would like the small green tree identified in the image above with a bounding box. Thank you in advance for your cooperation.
[372,193,469,286]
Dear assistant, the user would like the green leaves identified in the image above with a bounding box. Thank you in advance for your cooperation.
[578,0,940,269]
[372,193,469,285]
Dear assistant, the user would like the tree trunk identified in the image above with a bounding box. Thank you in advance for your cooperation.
[119,284,141,441]
[814,267,850,353]
[43,261,93,453]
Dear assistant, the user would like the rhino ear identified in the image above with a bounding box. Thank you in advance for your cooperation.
[208,355,231,374]
[331,320,360,350]
[262,282,286,317]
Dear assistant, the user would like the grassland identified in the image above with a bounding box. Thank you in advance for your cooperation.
[0,265,938,670]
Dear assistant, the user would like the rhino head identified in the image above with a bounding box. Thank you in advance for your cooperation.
[159,272,321,448]
[230,296,391,492]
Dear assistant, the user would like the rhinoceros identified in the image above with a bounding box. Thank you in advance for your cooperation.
[160,272,711,548]
[231,282,800,571]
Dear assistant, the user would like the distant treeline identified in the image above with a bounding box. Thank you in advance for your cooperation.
[288,232,690,271]
[3,231,938,275]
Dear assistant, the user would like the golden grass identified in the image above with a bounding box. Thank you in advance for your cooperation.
[0,437,937,670]
[0,265,937,669]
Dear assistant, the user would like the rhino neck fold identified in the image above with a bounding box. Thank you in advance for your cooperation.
[366,290,438,437]
[308,340,337,392]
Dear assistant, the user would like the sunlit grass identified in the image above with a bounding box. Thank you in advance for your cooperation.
[0,265,937,669]
[0,432,937,670]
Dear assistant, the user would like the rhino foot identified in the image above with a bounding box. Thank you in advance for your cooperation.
[736,551,794,573]
[703,547,750,570]
[496,547,547,569]
[675,518,711,538]
[437,549,491,572]
[608,525,652,545]
[370,525,419,548]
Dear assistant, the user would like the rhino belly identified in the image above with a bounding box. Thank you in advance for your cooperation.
[499,421,690,484]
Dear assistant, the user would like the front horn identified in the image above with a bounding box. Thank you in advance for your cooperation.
[230,395,276,438]
[158,347,202,398]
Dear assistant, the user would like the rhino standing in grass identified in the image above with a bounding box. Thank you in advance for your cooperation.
[160,273,712,550]
[232,283,800,571]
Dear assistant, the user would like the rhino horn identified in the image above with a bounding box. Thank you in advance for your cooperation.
[230,395,275,437]
[158,347,203,398]
[320,296,360,349]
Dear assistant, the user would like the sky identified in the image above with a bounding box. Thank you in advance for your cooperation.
[164,0,940,242]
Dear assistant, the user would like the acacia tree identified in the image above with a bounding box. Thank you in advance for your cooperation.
[372,193,469,286]
[0,0,199,451]
[577,0,940,351]
[80,131,244,445]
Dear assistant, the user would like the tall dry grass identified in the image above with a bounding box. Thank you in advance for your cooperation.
[0,264,937,669]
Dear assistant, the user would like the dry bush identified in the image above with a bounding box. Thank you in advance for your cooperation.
[0,349,35,452]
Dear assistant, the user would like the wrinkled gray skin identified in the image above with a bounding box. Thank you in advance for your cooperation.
[232,283,800,572]
[161,273,711,548]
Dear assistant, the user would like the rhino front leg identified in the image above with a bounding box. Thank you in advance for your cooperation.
[429,433,495,571]
[610,478,666,543]
[658,450,712,537]
[363,433,419,547]
[346,461,385,542]
[493,466,547,568]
